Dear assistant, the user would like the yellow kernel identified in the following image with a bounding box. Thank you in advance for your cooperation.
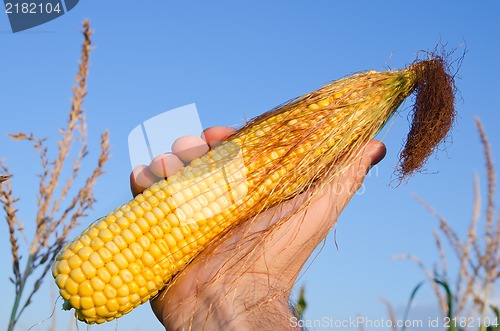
[159,220,172,234]
[142,188,153,198]
[204,190,216,203]
[95,220,108,230]
[110,275,123,288]
[142,270,155,282]
[128,281,139,294]
[117,284,129,297]
[65,277,79,295]
[89,252,105,269]
[124,211,137,223]
[97,268,111,283]
[70,268,86,283]
[143,212,157,226]
[141,252,155,267]
[81,307,96,319]
[98,228,113,242]
[130,243,144,258]
[134,274,147,287]
[317,99,330,107]
[78,280,94,297]
[146,195,158,206]
[185,235,198,249]
[90,276,105,291]
[307,103,319,110]
[194,232,207,246]
[106,223,120,235]
[104,214,116,223]
[87,225,100,238]
[151,207,165,220]
[105,261,120,275]
[119,205,130,214]
[128,262,141,276]
[157,201,171,215]
[165,233,176,248]
[137,235,151,250]
[147,280,157,291]
[168,214,181,229]
[95,305,109,318]
[113,235,127,250]
[193,212,205,224]
[173,250,183,261]
[179,202,193,218]
[209,202,222,215]
[136,217,150,233]
[102,284,116,299]
[164,197,176,211]
[119,269,134,283]
[129,223,143,238]
[150,225,164,239]
[106,298,119,312]
[121,229,136,244]
[201,207,214,219]
[57,248,73,261]
[91,291,107,307]
[122,248,135,262]
[97,247,113,263]
[172,227,184,242]
[157,239,168,253]
[68,254,82,269]
[57,260,71,275]
[180,225,191,236]
[55,274,68,289]
[80,297,94,310]
[79,235,91,246]
[117,296,130,306]
[139,200,152,212]
[151,264,162,276]
[90,237,104,251]
[69,295,81,309]
[113,253,129,269]
[81,261,97,278]
[104,241,120,255]
[138,286,148,298]
[59,290,70,301]
[131,205,144,218]
[148,243,161,259]
[154,189,166,201]
[179,240,191,255]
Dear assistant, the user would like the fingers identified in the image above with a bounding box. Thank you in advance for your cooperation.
[149,153,184,178]
[171,136,209,162]
[201,126,236,147]
[130,165,160,197]
[130,126,235,197]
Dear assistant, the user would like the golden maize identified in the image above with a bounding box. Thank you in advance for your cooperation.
[52,58,455,323]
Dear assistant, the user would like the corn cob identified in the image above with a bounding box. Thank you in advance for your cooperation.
[52,58,455,323]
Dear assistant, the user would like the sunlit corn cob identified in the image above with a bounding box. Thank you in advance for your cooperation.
[52,60,449,323]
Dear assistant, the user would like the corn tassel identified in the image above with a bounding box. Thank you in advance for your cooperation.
[52,58,455,323]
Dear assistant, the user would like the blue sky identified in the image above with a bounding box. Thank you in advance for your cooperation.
[1,1,499,330]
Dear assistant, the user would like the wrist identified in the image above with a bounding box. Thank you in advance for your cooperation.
[158,289,297,330]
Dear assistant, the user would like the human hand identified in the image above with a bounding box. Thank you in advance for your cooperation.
[130,126,386,330]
